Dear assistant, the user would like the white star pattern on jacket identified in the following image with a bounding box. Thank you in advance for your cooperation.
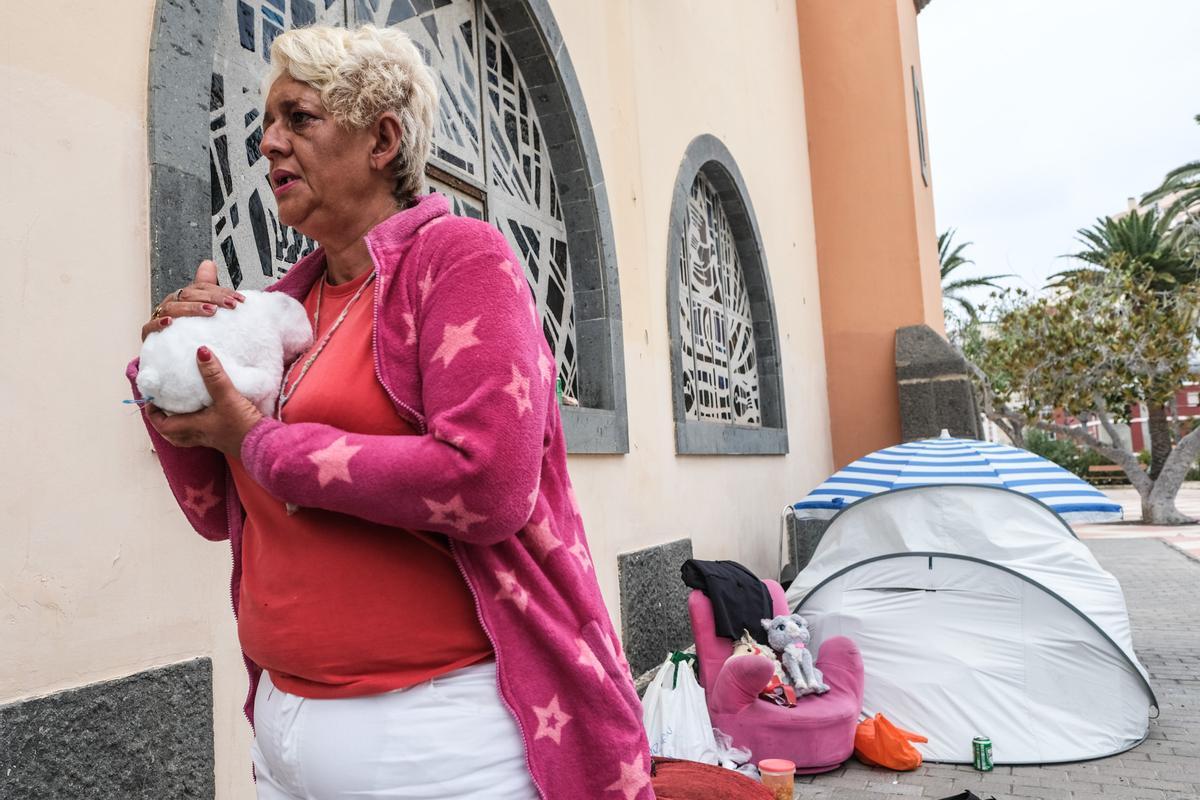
[424,494,486,533]
[432,318,482,367]
[182,481,220,517]
[307,436,362,488]
[503,364,533,415]
[502,258,526,295]
[606,754,651,800]
[576,637,606,682]
[133,196,655,800]
[566,484,581,517]
[432,427,467,450]
[532,695,572,745]
[494,570,530,612]
[522,516,561,561]
[598,628,621,661]
[536,350,553,385]
[402,312,416,346]
[569,540,593,572]
[611,633,626,663]
[418,270,434,302]
[417,215,446,235]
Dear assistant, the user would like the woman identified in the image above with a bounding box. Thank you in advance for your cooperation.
[129,24,652,800]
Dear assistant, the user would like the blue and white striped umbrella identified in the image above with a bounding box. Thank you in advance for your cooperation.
[794,433,1123,523]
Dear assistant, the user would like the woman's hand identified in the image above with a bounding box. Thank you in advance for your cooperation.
[141,260,245,341]
[146,347,264,457]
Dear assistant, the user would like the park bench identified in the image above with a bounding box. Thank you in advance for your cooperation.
[1086,464,1130,485]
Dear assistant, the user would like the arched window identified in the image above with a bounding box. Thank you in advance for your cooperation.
[667,135,787,454]
[149,0,629,452]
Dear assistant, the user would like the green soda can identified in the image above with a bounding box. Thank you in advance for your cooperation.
[972,737,993,771]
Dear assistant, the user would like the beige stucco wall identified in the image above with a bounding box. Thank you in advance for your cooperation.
[552,0,832,623]
[0,1,831,797]
[1,3,254,798]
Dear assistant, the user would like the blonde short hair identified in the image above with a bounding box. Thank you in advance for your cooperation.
[267,24,438,202]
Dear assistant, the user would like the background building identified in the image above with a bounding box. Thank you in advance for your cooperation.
[0,1,944,796]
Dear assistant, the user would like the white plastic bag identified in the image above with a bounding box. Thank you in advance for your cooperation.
[713,727,753,770]
[641,653,720,764]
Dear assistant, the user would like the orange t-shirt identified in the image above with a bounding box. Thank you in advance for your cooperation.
[227,268,493,699]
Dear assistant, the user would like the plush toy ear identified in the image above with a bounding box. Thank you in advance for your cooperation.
[760,618,773,631]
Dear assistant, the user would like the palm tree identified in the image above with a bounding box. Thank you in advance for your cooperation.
[1142,113,1200,223]
[939,229,1010,322]
[1048,207,1198,292]
[1049,208,1198,481]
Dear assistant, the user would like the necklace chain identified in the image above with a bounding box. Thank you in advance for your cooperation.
[276,270,376,417]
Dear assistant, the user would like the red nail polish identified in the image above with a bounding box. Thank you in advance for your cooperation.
[161,317,172,326]
[223,298,237,308]
[203,303,216,312]
[197,346,212,362]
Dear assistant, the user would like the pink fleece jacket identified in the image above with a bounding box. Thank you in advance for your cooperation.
[127,193,654,800]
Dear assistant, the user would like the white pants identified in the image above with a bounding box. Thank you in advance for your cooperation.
[251,661,539,799]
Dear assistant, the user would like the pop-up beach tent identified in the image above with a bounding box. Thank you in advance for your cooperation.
[784,480,1156,764]
[792,434,1123,523]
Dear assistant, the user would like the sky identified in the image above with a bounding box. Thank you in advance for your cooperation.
[917,0,1200,300]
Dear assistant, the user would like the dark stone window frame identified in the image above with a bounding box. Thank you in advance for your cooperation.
[147,0,628,453]
[912,66,929,187]
[666,134,788,455]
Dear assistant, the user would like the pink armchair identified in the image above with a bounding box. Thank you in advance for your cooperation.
[687,580,864,773]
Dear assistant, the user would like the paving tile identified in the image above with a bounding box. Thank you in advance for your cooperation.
[1037,776,1107,794]
[1011,785,1072,800]
[1130,777,1200,793]
[861,781,925,796]
[1099,785,1168,799]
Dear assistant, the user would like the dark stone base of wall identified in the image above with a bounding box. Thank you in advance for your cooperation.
[895,324,982,441]
[618,538,695,677]
[0,659,214,800]
[781,515,831,589]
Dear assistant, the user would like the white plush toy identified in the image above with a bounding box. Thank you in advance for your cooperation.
[137,290,312,416]
[762,614,830,696]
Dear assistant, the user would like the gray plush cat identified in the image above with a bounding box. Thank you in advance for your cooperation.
[761,614,830,696]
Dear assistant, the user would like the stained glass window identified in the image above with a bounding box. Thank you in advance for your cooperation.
[209,0,577,397]
[678,172,762,426]
[208,0,343,287]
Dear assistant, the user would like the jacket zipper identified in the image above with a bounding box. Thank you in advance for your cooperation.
[448,539,547,800]
[263,242,424,435]
[255,227,537,792]
[366,241,428,435]
[364,235,540,793]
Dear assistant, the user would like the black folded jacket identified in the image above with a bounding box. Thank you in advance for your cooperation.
[680,558,772,644]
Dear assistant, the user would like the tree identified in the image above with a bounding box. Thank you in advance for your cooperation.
[1049,207,1197,293]
[955,315,1026,448]
[967,272,1200,524]
[939,229,1011,323]
[1047,209,1199,480]
[1142,113,1200,224]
